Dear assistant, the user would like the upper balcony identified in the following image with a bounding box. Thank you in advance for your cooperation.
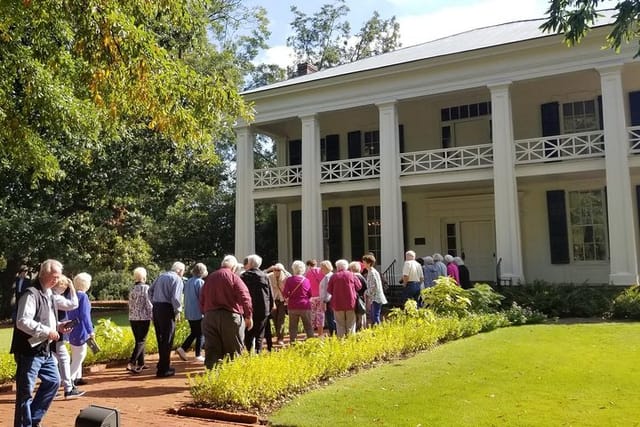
[252,127,639,190]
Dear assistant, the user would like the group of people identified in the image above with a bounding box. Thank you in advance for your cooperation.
[123,253,392,376]
[10,260,95,427]
[10,252,402,425]
[401,250,472,304]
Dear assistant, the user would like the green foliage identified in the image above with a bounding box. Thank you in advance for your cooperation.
[498,281,619,318]
[0,0,252,183]
[611,285,640,319]
[0,352,16,384]
[466,283,505,313]
[541,0,640,57]
[420,276,472,316]
[504,302,547,325]
[91,270,134,301]
[286,0,401,71]
[189,311,509,410]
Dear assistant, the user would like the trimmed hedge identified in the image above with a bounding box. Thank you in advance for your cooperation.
[188,309,511,411]
[497,281,626,318]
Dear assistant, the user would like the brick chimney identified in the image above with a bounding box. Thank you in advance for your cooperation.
[296,62,318,76]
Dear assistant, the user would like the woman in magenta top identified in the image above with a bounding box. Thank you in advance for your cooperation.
[283,260,314,342]
[444,254,460,285]
[327,259,362,337]
[305,259,326,338]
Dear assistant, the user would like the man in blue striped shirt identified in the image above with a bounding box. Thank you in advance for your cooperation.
[149,262,185,377]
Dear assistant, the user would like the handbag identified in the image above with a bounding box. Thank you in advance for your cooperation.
[355,295,366,315]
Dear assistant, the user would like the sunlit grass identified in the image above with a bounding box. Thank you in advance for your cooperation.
[269,323,640,426]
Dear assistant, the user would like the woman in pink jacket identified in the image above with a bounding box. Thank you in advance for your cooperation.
[327,259,362,337]
[283,260,314,342]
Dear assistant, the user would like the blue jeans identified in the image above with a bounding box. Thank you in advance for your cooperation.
[403,282,422,305]
[370,301,383,325]
[324,303,336,336]
[14,353,60,427]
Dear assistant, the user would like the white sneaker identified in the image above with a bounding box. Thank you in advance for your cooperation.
[176,347,188,361]
[195,355,205,362]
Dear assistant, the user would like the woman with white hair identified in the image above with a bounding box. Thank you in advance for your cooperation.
[327,259,362,337]
[444,254,460,285]
[266,263,291,346]
[128,267,153,373]
[68,272,94,386]
[422,256,439,288]
[432,253,448,278]
[283,260,314,342]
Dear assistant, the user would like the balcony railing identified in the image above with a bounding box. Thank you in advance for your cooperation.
[320,156,380,182]
[253,129,626,189]
[514,130,604,164]
[629,125,640,154]
[400,143,493,175]
[253,165,302,189]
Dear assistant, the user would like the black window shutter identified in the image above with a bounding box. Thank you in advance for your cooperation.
[325,134,340,161]
[347,131,361,159]
[399,124,405,153]
[350,205,365,259]
[289,139,302,165]
[291,210,302,260]
[541,102,560,136]
[546,190,570,264]
[597,95,604,130]
[328,207,343,260]
[630,91,640,126]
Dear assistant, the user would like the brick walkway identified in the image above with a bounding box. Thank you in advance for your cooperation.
[0,350,258,426]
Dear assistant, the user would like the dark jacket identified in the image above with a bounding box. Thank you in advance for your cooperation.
[241,268,273,320]
[459,265,472,289]
[10,281,57,356]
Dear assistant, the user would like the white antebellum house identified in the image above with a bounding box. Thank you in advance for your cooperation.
[234,13,640,286]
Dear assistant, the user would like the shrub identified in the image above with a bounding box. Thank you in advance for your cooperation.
[611,285,640,320]
[504,302,547,325]
[91,270,131,301]
[498,281,620,318]
[420,277,471,316]
[467,283,505,313]
[189,309,509,411]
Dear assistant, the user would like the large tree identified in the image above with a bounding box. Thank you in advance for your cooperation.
[0,0,253,184]
[541,0,640,57]
[0,0,269,313]
[286,0,401,72]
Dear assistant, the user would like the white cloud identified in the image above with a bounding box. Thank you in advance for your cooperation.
[255,0,550,68]
[259,45,295,69]
[398,0,549,47]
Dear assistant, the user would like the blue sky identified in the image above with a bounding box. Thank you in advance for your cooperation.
[243,0,551,67]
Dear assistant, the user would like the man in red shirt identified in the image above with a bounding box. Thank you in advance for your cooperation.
[200,255,253,369]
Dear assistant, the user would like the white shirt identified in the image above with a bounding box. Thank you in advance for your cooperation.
[402,260,424,282]
[16,288,58,348]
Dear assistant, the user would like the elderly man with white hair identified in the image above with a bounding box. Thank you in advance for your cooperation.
[200,255,253,369]
[149,261,185,377]
[402,250,424,305]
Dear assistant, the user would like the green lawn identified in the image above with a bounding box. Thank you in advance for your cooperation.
[270,323,640,426]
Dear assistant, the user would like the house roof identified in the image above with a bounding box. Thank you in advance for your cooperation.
[243,10,616,95]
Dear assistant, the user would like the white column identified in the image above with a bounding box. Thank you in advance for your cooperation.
[234,126,255,258]
[276,204,288,264]
[599,65,639,285]
[489,83,524,283]
[300,115,323,261]
[377,101,404,273]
